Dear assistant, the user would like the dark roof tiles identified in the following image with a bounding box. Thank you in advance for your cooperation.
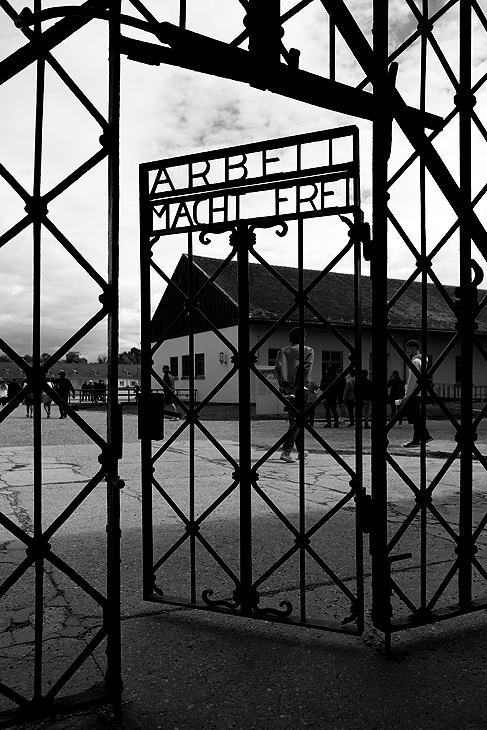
[191,255,485,332]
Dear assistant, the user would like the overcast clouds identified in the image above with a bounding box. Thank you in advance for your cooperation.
[1,0,486,360]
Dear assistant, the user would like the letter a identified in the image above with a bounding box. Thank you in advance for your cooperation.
[150,167,176,196]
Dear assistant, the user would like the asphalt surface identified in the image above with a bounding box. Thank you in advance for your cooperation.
[1,408,487,729]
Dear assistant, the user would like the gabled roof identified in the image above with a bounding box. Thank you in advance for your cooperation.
[151,254,487,339]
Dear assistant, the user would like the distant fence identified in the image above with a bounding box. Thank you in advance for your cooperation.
[75,388,197,404]
[433,384,487,401]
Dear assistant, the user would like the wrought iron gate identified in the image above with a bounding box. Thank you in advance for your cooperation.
[140,127,368,634]
[2,0,487,724]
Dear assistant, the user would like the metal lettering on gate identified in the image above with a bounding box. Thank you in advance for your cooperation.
[139,126,367,634]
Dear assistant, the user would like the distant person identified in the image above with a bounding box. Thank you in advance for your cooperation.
[43,375,53,418]
[343,372,355,427]
[81,381,88,401]
[162,365,178,420]
[306,379,319,428]
[23,380,34,418]
[94,379,106,403]
[274,327,314,463]
[358,369,372,429]
[56,371,75,419]
[0,380,7,408]
[401,339,432,447]
[320,366,340,428]
[387,370,405,424]
[7,379,22,403]
[335,367,346,423]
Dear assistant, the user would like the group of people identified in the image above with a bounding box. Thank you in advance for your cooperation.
[0,372,76,419]
[81,379,106,402]
[307,366,373,430]
[274,331,432,462]
[23,371,76,419]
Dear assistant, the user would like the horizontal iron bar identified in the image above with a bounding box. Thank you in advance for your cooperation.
[120,33,441,130]
[0,0,110,85]
[389,596,487,632]
[144,593,361,635]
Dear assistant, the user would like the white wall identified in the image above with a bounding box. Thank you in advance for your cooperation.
[152,326,239,403]
[153,325,487,404]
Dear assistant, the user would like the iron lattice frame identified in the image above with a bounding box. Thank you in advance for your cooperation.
[0,0,486,720]
[139,126,366,633]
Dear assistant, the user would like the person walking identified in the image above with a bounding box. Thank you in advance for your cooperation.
[56,371,75,418]
[358,369,372,429]
[306,378,319,428]
[320,366,340,428]
[42,375,53,418]
[343,372,355,426]
[387,369,405,424]
[274,327,314,463]
[335,367,346,423]
[162,365,179,420]
[401,339,432,447]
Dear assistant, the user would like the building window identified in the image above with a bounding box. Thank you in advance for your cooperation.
[195,353,205,377]
[181,354,205,378]
[321,350,343,377]
[170,356,178,377]
[268,348,280,367]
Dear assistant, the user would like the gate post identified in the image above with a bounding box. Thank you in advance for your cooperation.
[105,0,123,709]
[370,0,392,640]
[457,0,473,608]
[231,223,256,615]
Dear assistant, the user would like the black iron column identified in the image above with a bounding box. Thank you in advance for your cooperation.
[105,0,123,710]
[32,0,45,703]
[458,0,473,608]
[232,224,255,615]
[370,0,391,640]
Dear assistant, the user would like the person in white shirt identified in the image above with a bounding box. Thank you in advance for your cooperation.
[401,339,433,447]
[274,327,314,463]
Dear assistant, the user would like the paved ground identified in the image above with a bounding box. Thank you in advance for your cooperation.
[1,408,487,729]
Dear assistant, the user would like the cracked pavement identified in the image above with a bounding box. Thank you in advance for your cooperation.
[1,409,487,727]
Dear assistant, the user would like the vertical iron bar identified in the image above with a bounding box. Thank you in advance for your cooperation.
[179,0,187,28]
[370,0,391,638]
[188,232,196,604]
[298,215,306,622]
[329,19,335,82]
[139,168,153,599]
[32,0,44,702]
[458,0,473,608]
[105,0,122,710]
[352,128,364,634]
[236,224,253,614]
[419,0,428,615]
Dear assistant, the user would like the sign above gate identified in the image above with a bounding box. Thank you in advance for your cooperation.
[140,126,360,237]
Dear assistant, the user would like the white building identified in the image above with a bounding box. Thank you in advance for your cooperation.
[151,255,487,407]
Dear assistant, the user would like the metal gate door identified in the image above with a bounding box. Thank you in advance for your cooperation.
[140,127,368,634]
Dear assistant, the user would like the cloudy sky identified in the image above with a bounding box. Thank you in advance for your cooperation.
[1,0,486,361]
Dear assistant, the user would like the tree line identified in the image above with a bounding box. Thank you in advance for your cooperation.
[0,348,141,365]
